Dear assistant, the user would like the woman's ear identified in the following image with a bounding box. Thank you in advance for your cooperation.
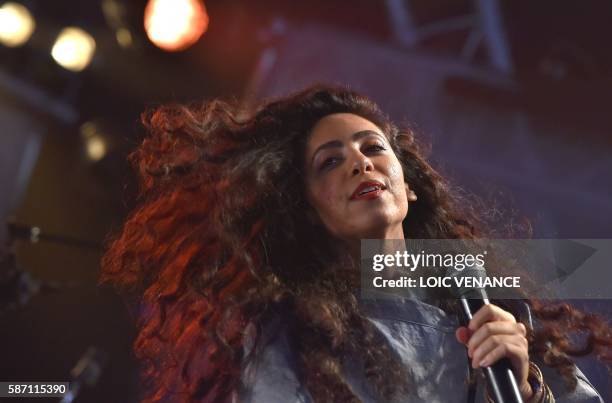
[406,183,417,201]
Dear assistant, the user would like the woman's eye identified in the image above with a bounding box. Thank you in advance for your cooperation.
[320,157,341,171]
[365,144,386,153]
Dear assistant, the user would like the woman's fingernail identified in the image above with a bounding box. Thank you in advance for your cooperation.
[479,358,489,367]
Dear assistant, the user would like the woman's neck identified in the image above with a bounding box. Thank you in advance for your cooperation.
[344,223,406,267]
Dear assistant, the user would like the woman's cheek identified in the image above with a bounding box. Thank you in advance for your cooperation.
[313,179,337,207]
[386,162,406,196]
[322,185,338,205]
[387,160,404,182]
[324,174,344,204]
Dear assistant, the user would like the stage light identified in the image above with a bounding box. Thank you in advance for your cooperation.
[80,122,107,161]
[0,2,36,47]
[85,136,107,161]
[51,27,96,72]
[115,27,133,48]
[144,0,208,52]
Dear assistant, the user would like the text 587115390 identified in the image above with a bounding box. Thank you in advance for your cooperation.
[0,382,69,397]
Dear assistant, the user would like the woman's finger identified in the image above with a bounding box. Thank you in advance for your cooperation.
[468,304,516,332]
[467,321,526,357]
[478,341,529,377]
[471,334,528,368]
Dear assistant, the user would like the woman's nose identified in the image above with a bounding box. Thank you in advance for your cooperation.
[351,154,373,175]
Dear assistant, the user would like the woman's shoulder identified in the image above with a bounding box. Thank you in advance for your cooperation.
[357,293,460,332]
[532,355,604,403]
[240,312,313,403]
[522,302,604,403]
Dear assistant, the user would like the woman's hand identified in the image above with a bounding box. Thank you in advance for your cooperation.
[455,303,534,401]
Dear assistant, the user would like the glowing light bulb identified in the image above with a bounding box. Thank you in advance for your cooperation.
[85,136,107,161]
[0,2,36,47]
[80,122,107,161]
[144,0,208,52]
[51,27,96,72]
[115,27,133,48]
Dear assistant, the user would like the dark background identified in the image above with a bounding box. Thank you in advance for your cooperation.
[1,0,611,401]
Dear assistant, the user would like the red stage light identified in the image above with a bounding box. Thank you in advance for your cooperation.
[144,0,209,52]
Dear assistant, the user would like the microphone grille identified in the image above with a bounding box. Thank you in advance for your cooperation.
[444,264,488,298]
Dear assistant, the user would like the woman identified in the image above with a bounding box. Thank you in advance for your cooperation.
[101,84,609,402]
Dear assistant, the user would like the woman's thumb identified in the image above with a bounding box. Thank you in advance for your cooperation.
[455,326,471,345]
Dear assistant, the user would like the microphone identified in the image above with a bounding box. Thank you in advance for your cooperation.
[447,264,524,403]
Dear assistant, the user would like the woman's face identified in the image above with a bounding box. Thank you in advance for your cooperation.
[304,113,415,243]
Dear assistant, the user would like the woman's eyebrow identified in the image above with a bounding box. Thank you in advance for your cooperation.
[311,130,384,164]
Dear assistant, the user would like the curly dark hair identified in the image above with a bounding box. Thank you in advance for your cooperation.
[100,84,612,402]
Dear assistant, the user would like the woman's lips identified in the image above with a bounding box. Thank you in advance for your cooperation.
[350,181,386,200]
[351,187,384,200]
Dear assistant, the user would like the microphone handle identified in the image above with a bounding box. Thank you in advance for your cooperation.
[461,295,524,403]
